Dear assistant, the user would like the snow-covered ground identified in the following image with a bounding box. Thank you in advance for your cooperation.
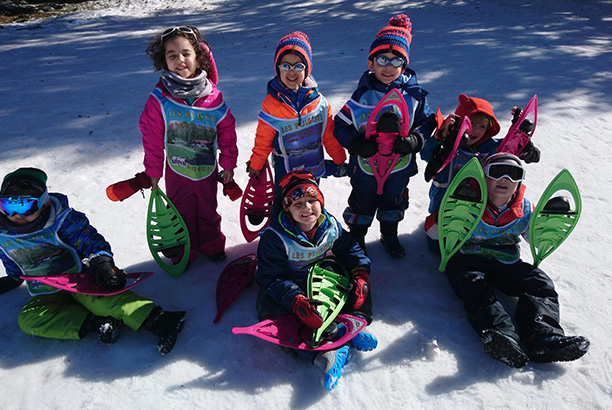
[1,0,611,408]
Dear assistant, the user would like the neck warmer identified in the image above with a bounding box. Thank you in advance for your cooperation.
[160,69,212,100]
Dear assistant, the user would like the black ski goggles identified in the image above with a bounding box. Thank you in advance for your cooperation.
[483,162,526,183]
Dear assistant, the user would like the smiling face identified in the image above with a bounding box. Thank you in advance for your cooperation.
[367,51,404,85]
[288,196,321,232]
[485,160,521,208]
[278,53,306,91]
[467,116,490,146]
[164,36,199,78]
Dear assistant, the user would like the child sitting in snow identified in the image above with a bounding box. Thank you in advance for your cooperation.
[0,168,185,354]
[421,94,541,252]
[442,153,589,367]
[140,25,238,265]
[255,170,376,390]
[248,31,346,192]
[333,14,436,258]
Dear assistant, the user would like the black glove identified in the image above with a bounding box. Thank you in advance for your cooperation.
[394,132,424,155]
[0,276,22,295]
[348,135,378,158]
[89,255,127,291]
[519,140,541,163]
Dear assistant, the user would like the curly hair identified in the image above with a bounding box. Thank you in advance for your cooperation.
[145,25,212,75]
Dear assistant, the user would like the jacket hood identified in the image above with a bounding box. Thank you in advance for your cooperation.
[454,94,501,144]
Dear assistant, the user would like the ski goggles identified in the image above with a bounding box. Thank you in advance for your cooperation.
[161,26,196,40]
[374,55,406,68]
[278,62,306,73]
[0,191,48,217]
[483,162,526,183]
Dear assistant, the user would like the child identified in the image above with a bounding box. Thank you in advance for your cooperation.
[422,94,541,251]
[255,170,376,390]
[0,168,185,354]
[333,14,436,258]
[140,25,238,265]
[443,154,589,368]
[248,32,346,191]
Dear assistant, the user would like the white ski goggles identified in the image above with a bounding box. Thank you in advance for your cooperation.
[483,162,526,183]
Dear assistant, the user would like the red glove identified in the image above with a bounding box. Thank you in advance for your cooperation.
[292,294,324,329]
[348,269,369,310]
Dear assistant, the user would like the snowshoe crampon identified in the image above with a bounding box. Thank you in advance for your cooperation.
[146,187,190,278]
[529,169,581,267]
[437,158,487,271]
[240,161,274,242]
[307,256,350,344]
[364,89,410,195]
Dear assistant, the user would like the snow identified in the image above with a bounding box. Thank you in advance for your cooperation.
[1,0,611,408]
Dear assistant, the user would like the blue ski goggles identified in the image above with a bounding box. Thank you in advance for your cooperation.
[0,191,48,217]
[483,162,526,183]
[374,55,406,68]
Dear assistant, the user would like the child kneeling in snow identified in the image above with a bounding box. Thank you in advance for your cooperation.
[255,170,376,390]
[442,154,588,368]
[0,168,185,354]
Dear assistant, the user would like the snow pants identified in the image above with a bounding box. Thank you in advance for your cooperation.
[343,165,410,228]
[445,253,565,342]
[165,166,226,263]
[18,291,156,340]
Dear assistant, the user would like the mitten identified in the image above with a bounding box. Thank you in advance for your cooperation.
[347,269,369,310]
[89,255,127,291]
[348,135,378,158]
[106,172,152,202]
[394,132,424,155]
[292,294,324,329]
[519,140,541,163]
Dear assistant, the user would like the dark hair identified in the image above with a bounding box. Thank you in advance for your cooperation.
[145,25,212,75]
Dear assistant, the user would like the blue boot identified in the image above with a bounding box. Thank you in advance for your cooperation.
[314,345,350,390]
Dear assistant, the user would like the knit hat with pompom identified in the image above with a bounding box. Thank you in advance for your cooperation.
[369,14,412,64]
[274,31,313,78]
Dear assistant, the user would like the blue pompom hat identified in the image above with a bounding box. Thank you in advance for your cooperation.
[274,31,313,78]
[369,14,412,64]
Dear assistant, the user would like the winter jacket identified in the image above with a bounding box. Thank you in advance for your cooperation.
[140,79,238,180]
[249,76,346,179]
[0,193,113,295]
[421,95,502,213]
[430,185,533,264]
[256,208,370,312]
[334,69,436,178]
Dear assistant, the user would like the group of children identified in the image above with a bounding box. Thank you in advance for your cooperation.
[0,14,588,390]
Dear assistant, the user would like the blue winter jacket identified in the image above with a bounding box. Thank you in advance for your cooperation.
[334,69,436,177]
[0,193,112,293]
[256,209,370,312]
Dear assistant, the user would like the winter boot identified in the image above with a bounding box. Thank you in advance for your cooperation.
[106,171,152,202]
[481,329,528,368]
[525,335,590,363]
[349,331,378,352]
[380,221,405,258]
[314,345,350,390]
[348,224,369,255]
[80,315,122,344]
[207,251,227,263]
[143,306,186,354]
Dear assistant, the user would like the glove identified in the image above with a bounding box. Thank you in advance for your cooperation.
[0,276,22,295]
[519,140,541,163]
[89,255,127,291]
[348,135,378,158]
[347,269,369,310]
[394,132,424,155]
[292,294,324,329]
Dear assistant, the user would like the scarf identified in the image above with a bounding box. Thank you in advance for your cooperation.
[160,69,212,100]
